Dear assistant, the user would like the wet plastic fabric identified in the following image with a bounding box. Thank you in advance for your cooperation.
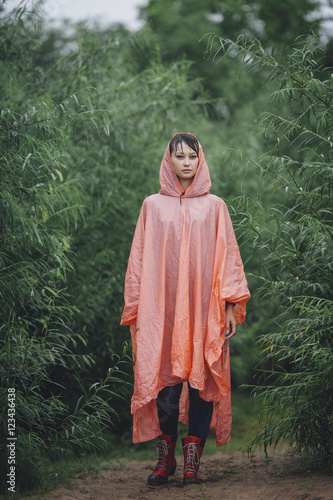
[120,138,250,446]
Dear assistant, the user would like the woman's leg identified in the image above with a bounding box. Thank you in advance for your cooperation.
[148,384,182,485]
[182,385,214,484]
[156,383,183,435]
[187,384,213,440]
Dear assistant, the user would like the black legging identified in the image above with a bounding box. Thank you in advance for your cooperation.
[156,383,213,439]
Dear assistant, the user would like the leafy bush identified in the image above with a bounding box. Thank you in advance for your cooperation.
[0,2,211,492]
[208,33,333,468]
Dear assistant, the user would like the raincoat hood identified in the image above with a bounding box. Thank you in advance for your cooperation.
[159,134,211,198]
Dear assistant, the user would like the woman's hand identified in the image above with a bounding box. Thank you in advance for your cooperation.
[225,304,237,338]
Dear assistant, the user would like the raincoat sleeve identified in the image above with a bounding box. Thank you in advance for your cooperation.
[120,201,147,326]
[217,199,250,322]
[205,199,250,396]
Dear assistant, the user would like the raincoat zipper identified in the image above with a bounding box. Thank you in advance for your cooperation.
[180,191,185,204]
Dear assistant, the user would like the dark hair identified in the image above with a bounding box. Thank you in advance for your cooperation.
[169,133,199,156]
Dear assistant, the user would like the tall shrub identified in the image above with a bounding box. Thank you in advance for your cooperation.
[0,5,129,492]
[208,33,333,468]
[0,2,212,491]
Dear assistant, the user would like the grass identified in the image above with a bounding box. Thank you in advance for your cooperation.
[296,475,317,494]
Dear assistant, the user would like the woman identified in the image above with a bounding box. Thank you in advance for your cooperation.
[120,133,250,486]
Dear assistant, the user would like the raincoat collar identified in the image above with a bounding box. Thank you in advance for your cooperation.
[159,134,211,198]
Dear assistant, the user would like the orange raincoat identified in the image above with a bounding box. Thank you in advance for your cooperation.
[121,137,250,446]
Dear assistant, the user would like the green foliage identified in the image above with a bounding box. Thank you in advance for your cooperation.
[0,4,125,492]
[0,2,212,492]
[139,0,321,106]
[141,0,320,52]
[208,33,333,468]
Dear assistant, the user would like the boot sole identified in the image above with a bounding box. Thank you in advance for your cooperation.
[147,465,176,486]
[183,476,204,485]
[147,477,168,486]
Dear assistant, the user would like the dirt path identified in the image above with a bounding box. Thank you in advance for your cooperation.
[36,450,333,500]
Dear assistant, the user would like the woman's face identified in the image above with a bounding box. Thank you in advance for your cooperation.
[170,142,199,182]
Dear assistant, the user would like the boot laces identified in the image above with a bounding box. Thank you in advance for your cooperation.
[184,442,200,476]
[154,439,169,473]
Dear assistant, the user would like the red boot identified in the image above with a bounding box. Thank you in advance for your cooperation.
[182,435,205,485]
[147,432,178,486]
